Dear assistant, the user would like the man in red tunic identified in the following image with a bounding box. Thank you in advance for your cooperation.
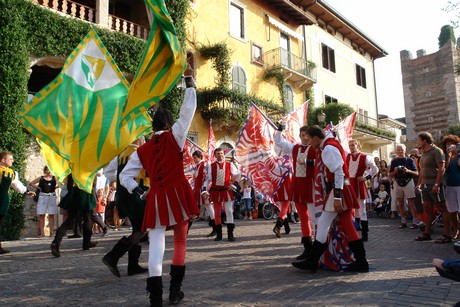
[275,125,316,259]
[120,69,199,306]
[292,126,369,273]
[202,147,240,242]
[192,150,216,237]
[347,139,378,241]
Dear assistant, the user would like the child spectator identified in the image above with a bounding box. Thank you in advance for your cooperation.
[94,188,106,233]
[373,184,389,208]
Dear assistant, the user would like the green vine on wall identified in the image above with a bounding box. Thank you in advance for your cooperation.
[198,42,232,88]
[263,68,286,106]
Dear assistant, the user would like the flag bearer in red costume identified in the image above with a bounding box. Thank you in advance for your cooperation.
[120,69,199,306]
[192,150,216,237]
[275,124,316,259]
[202,147,241,242]
[347,139,378,241]
[292,126,369,273]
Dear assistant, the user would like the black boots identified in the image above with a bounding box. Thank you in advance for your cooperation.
[50,239,60,257]
[102,236,131,277]
[169,265,185,305]
[296,236,313,260]
[292,240,327,272]
[273,218,283,238]
[344,239,369,272]
[361,221,369,242]
[128,244,148,276]
[214,224,223,241]
[82,229,98,250]
[206,219,216,237]
[227,223,235,242]
[283,218,291,234]
[146,276,163,307]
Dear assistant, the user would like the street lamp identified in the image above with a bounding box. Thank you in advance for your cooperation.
[317,110,326,126]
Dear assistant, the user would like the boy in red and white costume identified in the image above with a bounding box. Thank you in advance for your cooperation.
[275,125,316,259]
[202,147,240,242]
[192,150,216,237]
[120,69,199,306]
[292,126,369,273]
[347,139,378,241]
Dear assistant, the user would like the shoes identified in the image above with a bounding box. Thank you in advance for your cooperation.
[398,223,407,229]
[415,233,432,241]
[102,227,108,237]
[248,216,252,220]
[409,223,419,229]
[83,241,99,250]
[0,247,11,254]
[50,241,60,257]
[435,235,453,244]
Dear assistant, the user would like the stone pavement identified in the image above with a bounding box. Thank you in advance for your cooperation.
[0,216,459,306]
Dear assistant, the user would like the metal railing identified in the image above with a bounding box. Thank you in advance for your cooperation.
[264,47,317,82]
[355,113,396,138]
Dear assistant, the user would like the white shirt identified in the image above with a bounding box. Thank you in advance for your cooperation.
[120,87,197,194]
[320,134,344,189]
[203,161,240,191]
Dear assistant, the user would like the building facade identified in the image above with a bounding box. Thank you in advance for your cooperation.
[401,39,460,143]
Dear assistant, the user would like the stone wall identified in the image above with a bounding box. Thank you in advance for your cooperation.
[401,40,460,142]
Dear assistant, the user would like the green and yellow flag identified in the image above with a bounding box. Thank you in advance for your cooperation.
[122,0,187,125]
[19,29,151,193]
[37,139,71,184]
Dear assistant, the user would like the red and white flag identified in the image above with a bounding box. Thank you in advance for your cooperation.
[234,104,291,201]
[281,101,309,144]
[183,138,207,186]
[333,112,356,154]
[207,119,216,163]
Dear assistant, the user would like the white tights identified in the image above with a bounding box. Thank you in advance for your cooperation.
[206,203,215,220]
[148,227,166,276]
[315,211,338,244]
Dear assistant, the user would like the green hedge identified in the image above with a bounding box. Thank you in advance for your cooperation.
[0,0,188,239]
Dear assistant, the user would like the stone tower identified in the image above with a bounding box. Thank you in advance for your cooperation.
[400,39,460,142]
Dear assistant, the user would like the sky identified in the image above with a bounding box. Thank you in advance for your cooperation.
[324,0,456,119]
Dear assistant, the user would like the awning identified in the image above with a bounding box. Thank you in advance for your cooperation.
[268,15,303,41]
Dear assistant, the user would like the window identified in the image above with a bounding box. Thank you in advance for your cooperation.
[284,85,294,113]
[325,95,337,104]
[231,65,247,93]
[358,108,368,123]
[321,43,336,72]
[187,131,198,143]
[251,42,263,64]
[229,2,245,39]
[356,64,367,88]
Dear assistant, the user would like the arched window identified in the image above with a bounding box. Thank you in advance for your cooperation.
[284,84,294,113]
[231,65,247,93]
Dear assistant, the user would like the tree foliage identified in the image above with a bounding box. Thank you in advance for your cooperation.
[438,25,456,49]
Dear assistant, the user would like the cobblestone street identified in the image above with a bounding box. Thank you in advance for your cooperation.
[0,217,459,306]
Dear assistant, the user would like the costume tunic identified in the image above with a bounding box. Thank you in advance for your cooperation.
[119,87,199,231]
[193,160,207,206]
[275,131,315,203]
[318,136,359,212]
[347,152,377,200]
[0,166,27,215]
[208,161,235,203]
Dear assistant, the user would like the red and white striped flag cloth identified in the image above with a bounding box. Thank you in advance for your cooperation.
[332,112,356,154]
[234,104,291,201]
[281,100,309,144]
[207,119,216,163]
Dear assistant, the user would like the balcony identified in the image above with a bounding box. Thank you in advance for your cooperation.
[32,0,149,39]
[264,47,317,90]
[353,114,396,146]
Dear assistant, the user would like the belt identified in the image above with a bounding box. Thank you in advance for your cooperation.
[210,187,229,192]
[41,192,56,196]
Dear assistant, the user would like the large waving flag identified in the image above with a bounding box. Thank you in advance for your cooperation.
[207,119,216,163]
[19,29,151,193]
[183,138,207,186]
[37,139,71,184]
[122,0,186,124]
[234,104,290,200]
[282,100,309,144]
[333,112,356,154]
